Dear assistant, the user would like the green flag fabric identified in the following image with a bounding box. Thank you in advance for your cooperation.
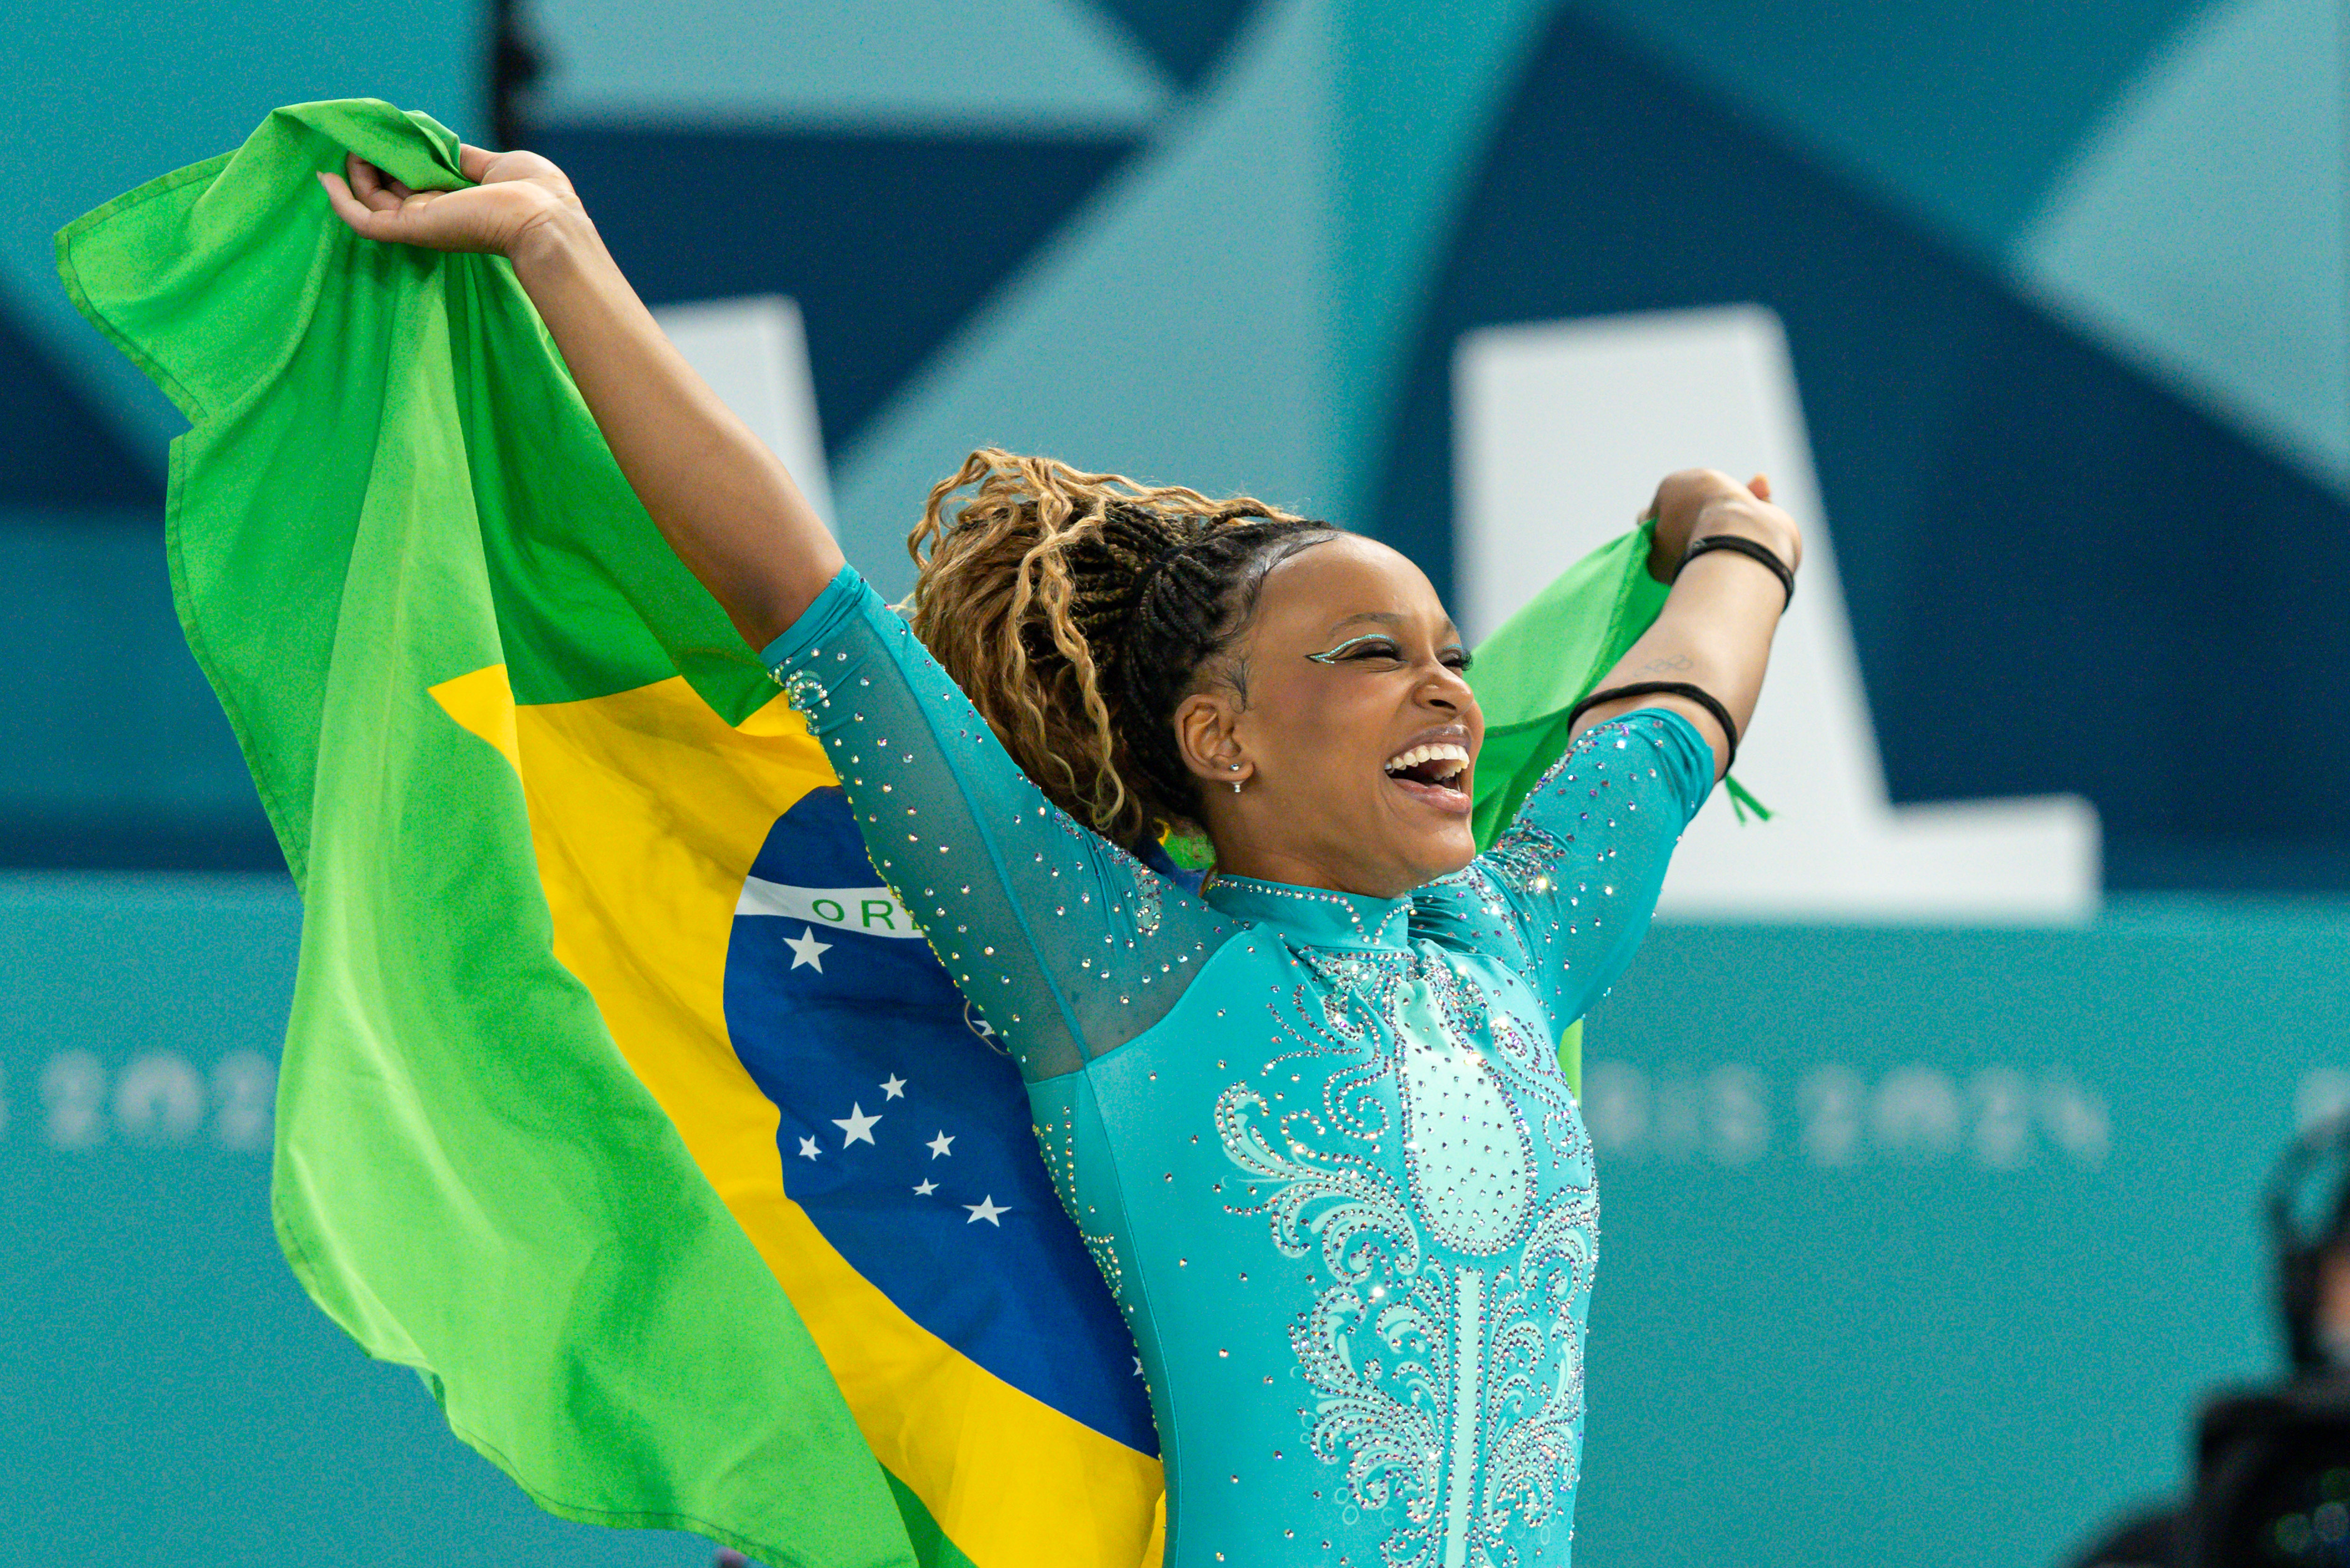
[1465,518,1671,848]
[1465,521,1673,1097]
[60,101,909,1567]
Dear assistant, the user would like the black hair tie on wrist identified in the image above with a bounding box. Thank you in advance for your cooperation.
[1679,533,1795,610]
[1567,681,1741,773]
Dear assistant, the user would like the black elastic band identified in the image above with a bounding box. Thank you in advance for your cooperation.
[1679,533,1795,609]
[1567,681,1740,773]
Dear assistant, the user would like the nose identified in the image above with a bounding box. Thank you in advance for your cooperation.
[1419,661,1471,712]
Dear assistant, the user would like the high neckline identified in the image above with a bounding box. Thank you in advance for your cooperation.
[1199,872,1412,951]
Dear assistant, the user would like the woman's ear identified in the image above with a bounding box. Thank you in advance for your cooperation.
[1174,691,1248,785]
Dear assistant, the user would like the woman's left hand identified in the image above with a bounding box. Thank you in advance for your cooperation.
[1642,469,1802,581]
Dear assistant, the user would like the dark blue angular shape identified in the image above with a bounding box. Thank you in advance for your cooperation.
[0,304,158,508]
[530,128,1136,462]
[1092,0,1262,89]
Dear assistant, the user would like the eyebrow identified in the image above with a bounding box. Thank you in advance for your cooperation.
[1320,611,1466,643]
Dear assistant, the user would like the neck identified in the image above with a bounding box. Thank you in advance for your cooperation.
[1204,827,1410,901]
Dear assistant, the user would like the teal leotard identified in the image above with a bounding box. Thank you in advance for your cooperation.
[765,566,1712,1568]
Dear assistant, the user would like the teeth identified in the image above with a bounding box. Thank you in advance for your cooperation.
[1383,742,1471,782]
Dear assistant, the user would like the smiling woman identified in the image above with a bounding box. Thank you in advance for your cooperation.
[320,137,1798,1568]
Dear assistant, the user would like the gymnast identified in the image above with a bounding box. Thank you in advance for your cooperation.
[321,142,1797,1568]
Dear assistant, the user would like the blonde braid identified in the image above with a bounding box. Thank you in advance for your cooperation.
[903,447,1320,847]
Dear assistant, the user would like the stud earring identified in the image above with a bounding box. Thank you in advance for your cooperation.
[1229,763,1243,794]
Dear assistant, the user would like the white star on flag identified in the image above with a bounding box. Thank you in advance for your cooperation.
[964,1195,1010,1225]
[926,1131,955,1159]
[784,926,832,971]
[880,1074,907,1099]
[912,1179,937,1196]
[797,1136,821,1160]
[833,1103,881,1147]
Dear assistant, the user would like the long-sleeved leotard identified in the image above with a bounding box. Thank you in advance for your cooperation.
[766,565,1713,1568]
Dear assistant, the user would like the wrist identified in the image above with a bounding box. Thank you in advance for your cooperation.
[1690,498,1801,571]
[1642,515,1678,583]
[506,196,601,278]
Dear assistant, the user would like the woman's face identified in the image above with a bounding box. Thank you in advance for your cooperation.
[1181,534,1484,899]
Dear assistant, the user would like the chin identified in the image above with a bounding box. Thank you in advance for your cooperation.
[1418,837,1479,884]
[1383,828,1478,895]
[1372,764,1479,890]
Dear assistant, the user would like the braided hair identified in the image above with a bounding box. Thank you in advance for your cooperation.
[903,448,1336,850]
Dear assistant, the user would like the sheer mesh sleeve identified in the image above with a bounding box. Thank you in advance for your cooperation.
[1412,710,1714,1033]
[763,566,1234,1082]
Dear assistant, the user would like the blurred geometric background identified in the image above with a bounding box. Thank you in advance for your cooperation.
[8,0,2346,886]
[7,5,2350,1567]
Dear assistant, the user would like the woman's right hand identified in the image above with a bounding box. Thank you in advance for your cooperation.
[316,136,846,647]
[317,143,582,259]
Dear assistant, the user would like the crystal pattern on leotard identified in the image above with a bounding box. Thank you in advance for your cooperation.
[1478,742,1590,899]
[1217,944,1598,1568]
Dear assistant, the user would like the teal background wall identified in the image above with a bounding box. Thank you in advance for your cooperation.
[1580,905,2337,1565]
[6,873,2334,1565]
[8,1,2349,1562]
[0,877,703,1565]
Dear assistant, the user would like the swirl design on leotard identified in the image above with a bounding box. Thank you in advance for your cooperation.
[1216,946,1598,1568]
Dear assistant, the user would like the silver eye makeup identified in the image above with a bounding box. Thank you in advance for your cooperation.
[1303,634,1475,672]
[1304,633,1396,665]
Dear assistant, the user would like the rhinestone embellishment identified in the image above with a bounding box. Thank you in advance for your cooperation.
[1217,945,1597,1566]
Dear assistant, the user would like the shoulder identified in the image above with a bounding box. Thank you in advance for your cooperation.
[1410,864,1536,962]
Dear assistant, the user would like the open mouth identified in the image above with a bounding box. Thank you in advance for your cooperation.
[1383,741,1473,809]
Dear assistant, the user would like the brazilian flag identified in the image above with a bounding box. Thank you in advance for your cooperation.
[57,100,1665,1568]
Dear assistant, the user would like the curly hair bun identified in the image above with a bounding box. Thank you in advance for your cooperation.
[903,448,1333,848]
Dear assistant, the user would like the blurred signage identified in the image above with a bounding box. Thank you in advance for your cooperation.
[1582,1058,2111,1170]
[2,1049,274,1153]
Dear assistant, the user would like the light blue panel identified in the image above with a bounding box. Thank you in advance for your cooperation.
[527,0,1174,134]
[0,875,707,1566]
[0,512,254,821]
[1557,0,2202,262]
[3,0,486,474]
[1326,0,1560,522]
[2013,0,2348,494]
[1573,899,2336,1568]
[829,0,1337,597]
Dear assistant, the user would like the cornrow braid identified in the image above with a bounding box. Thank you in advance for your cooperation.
[903,447,1336,850]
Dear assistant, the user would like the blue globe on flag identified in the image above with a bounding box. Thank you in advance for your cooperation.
[721,786,1157,1452]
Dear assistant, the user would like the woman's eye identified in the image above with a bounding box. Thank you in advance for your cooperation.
[1442,649,1474,672]
[1308,635,1462,666]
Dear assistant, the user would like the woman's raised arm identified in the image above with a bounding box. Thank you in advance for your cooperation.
[1568,468,1801,779]
[320,144,842,649]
